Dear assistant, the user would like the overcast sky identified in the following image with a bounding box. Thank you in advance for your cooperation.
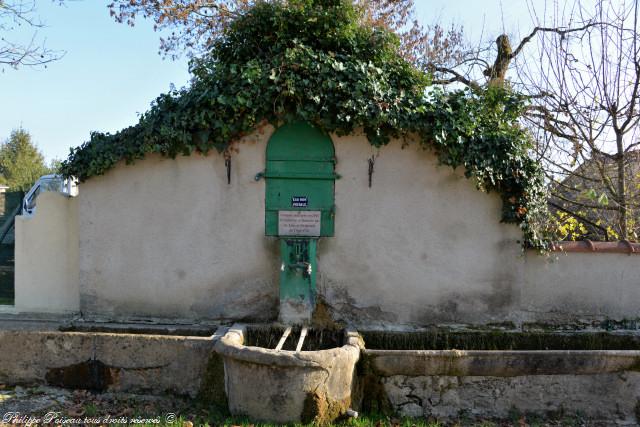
[0,1,535,162]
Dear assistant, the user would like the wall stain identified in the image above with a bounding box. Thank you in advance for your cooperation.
[46,360,120,391]
[319,285,398,325]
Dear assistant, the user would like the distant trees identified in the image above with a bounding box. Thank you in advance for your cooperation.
[0,128,50,191]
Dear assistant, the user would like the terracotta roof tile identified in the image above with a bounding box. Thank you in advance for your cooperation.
[551,240,640,254]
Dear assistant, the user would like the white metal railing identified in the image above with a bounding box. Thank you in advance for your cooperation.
[21,175,78,217]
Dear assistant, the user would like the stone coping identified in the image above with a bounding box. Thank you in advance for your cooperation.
[365,349,640,376]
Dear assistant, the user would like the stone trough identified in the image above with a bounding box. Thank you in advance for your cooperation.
[214,324,362,424]
[358,329,640,424]
[3,319,640,424]
[0,325,218,397]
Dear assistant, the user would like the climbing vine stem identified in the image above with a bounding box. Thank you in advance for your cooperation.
[60,0,551,250]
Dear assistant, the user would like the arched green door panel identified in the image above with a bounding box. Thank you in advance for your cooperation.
[265,122,336,237]
[266,122,335,160]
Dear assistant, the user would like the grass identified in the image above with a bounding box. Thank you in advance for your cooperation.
[0,393,595,427]
[67,399,596,427]
[107,413,455,427]
[0,380,596,427]
[6,386,582,427]
[100,414,589,427]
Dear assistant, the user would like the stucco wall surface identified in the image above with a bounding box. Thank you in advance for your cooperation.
[521,252,640,323]
[73,128,640,325]
[320,135,523,325]
[15,192,79,313]
[78,130,279,321]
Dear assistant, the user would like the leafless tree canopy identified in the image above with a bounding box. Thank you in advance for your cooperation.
[512,0,640,240]
[107,0,467,67]
[427,0,640,241]
[0,0,65,69]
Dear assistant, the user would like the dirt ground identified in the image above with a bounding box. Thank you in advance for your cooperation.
[0,384,204,426]
[0,384,607,427]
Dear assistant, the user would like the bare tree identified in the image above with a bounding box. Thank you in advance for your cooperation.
[353,0,466,69]
[107,0,467,66]
[427,0,640,240]
[107,0,247,60]
[0,0,65,69]
[512,0,640,240]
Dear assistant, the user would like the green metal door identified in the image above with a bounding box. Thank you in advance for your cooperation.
[265,122,335,323]
[265,122,336,237]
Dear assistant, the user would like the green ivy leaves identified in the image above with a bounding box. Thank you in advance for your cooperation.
[60,0,550,250]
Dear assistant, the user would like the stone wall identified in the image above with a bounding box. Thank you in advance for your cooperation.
[15,126,640,326]
[0,329,216,397]
[76,130,278,321]
[320,134,522,326]
[380,373,640,424]
[15,192,79,314]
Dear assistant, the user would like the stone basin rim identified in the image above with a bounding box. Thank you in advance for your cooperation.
[214,324,363,368]
[364,349,640,356]
[366,348,640,377]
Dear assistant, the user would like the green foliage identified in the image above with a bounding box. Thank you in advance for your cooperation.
[48,158,63,174]
[552,211,589,241]
[60,0,550,249]
[0,128,50,191]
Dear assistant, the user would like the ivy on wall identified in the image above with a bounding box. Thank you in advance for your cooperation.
[60,0,550,249]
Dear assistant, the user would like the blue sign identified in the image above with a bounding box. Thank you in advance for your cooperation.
[292,196,308,208]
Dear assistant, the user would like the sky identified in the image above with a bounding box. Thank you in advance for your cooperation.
[0,1,535,163]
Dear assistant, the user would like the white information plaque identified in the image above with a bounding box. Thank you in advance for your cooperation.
[278,210,321,236]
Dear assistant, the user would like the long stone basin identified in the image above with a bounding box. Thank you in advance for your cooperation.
[360,331,640,424]
[366,349,640,376]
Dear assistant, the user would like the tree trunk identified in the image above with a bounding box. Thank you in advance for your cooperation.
[484,35,512,87]
[616,132,628,239]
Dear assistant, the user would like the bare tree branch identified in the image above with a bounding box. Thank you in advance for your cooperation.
[0,0,65,69]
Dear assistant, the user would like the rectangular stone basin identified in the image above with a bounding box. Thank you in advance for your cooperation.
[359,330,640,423]
[362,330,640,376]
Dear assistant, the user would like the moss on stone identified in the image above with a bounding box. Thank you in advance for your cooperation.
[300,391,351,425]
[353,354,392,416]
[360,329,640,351]
[311,297,343,331]
[244,324,343,351]
[196,351,228,413]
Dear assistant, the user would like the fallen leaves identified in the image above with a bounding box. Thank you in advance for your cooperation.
[66,404,85,417]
